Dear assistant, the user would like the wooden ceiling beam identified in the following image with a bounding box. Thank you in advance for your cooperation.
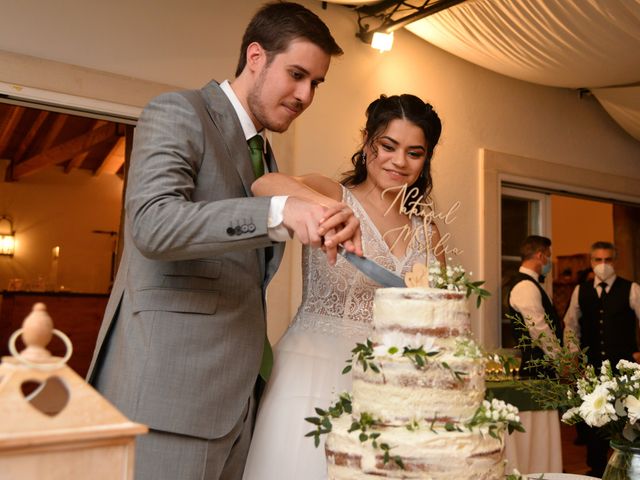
[13,110,49,162]
[0,105,26,153]
[65,151,89,173]
[12,122,116,180]
[40,114,67,151]
[95,136,125,176]
[65,120,108,173]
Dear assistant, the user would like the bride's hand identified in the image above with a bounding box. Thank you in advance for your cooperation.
[318,203,363,258]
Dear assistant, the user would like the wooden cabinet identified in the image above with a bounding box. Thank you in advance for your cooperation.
[0,291,109,378]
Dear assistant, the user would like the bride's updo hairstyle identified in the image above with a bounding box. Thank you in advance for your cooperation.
[341,94,442,206]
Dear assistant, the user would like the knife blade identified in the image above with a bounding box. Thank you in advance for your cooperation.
[338,247,406,288]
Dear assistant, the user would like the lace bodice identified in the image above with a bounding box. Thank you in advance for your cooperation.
[288,186,438,341]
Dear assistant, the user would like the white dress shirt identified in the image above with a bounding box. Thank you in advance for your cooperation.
[563,275,640,351]
[220,80,290,241]
[509,266,562,357]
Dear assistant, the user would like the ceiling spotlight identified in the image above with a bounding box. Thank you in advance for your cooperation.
[371,31,394,52]
[353,0,466,52]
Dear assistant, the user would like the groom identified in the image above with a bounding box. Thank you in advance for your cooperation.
[87,3,360,479]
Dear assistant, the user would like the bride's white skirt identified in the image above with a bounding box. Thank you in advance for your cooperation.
[242,327,357,480]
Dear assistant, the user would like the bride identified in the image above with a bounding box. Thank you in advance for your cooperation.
[242,94,445,479]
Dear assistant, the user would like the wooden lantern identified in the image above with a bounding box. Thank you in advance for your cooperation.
[0,303,147,480]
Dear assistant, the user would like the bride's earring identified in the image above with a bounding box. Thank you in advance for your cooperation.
[360,151,367,166]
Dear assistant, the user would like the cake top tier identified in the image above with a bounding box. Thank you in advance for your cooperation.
[373,287,470,336]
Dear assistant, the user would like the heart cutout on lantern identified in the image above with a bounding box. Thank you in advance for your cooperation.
[20,376,70,417]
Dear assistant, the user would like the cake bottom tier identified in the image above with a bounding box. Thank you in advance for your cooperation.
[325,416,505,479]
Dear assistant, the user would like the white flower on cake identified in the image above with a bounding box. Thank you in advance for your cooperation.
[376,331,437,354]
[466,398,522,439]
[454,338,485,359]
[405,260,492,307]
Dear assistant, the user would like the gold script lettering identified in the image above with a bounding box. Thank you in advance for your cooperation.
[380,185,463,256]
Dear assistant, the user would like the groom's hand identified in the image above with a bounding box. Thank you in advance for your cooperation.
[282,198,362,265]
[282,196,331,249]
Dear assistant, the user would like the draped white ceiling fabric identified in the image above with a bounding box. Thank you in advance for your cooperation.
[405,0,640,142]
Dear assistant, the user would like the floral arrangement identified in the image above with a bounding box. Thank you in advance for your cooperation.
[560,359,640,444]
[513,314,640,461]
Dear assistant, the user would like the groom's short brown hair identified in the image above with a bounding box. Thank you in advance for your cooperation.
[235,2,342,77]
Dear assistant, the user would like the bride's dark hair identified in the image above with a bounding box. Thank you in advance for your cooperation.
[341,94,442,204]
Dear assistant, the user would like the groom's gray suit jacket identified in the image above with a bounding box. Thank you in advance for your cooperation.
[87,80,284,439]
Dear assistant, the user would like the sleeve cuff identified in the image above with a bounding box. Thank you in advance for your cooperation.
[267,196,292,242]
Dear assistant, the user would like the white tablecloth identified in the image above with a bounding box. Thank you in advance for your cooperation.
[504,410,563,475]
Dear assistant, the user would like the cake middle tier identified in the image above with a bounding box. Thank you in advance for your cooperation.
[352,355,485,425]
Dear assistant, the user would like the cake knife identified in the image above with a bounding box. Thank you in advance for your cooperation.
[338,246,406,288]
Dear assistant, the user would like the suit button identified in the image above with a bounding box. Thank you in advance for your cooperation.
[235,226,243,235]
[601,351,606,356]
[599,320,603,324]
[241,224,249,233]
[226,227,235,236]
[599,310,604,314]
[248,223,256,232]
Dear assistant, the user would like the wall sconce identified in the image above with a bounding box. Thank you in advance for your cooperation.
[0,215,16,257]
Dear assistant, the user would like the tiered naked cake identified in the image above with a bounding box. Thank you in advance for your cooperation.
[320,285,519,479]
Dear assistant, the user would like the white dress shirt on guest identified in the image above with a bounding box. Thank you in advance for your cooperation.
[509,266,562,357]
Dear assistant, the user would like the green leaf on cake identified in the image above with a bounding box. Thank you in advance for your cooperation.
[344,339,381,375]
[305,393,353,448]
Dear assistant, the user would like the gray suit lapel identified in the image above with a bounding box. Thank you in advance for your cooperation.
[200,81,255,197]
[199,81,284,284]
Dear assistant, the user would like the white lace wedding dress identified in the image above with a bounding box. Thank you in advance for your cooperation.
[242,187,435,480]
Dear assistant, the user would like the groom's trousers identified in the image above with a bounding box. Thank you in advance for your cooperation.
[133,392,256,480]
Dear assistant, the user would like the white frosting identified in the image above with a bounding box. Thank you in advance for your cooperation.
[326,416,505,479]
[352,356,485,424]
[373,287,470,333]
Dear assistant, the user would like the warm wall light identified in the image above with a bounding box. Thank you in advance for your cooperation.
[371,31,394,52]
[0,215,16,257]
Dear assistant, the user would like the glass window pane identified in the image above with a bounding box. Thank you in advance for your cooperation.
[501,196,533,257]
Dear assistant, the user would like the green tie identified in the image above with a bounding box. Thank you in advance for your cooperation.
[248,134,265,178]
[248,134,272,380]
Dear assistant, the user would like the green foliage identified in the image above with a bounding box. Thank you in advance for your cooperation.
[508,313,590,410]
[401,345,439,369]
[343,339,380,375]
[347,412,404,469]
[429,262,491,308]
[304,393,352,447]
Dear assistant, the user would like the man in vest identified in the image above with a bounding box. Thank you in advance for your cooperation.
[508,235,563,377]
[564,240,640,477]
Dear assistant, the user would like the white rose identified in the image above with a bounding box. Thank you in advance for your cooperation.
[625,395,640,425]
